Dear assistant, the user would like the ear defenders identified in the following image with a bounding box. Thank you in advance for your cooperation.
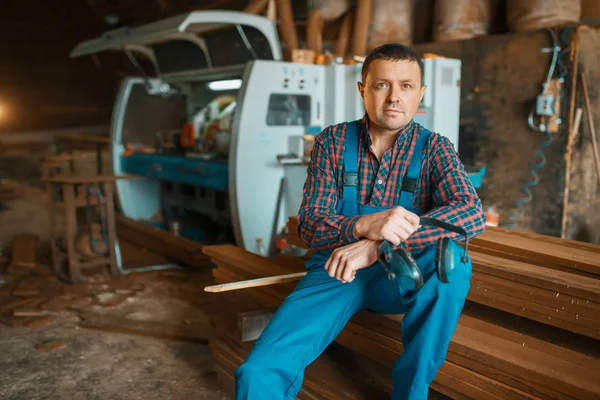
[376,217,470,292]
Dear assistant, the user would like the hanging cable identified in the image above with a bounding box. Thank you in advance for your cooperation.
[506,129,553,228]
[506,29,560,229]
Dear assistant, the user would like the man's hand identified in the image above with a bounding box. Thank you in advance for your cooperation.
[325,239,380,283]
[353,206,421,246]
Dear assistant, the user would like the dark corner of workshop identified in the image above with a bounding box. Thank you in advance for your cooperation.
[0,1,598,399]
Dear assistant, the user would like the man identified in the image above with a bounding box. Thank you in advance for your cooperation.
[235,43,486,399]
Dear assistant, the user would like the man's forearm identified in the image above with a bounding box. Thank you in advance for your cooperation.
[298,213,362,251]
[407,198,485,252]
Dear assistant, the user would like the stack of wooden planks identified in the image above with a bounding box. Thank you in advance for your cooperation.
[115,214,213,268]
[202,217,600,399]
[289,218,600,339]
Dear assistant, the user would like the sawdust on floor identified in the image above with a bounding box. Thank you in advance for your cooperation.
[0,273,231,400]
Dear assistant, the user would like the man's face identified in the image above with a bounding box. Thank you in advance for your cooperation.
[358,59,427,133]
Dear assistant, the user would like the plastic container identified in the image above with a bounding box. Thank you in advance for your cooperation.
[507,0,580,32]
[433,0,493,42]
[369,0,413,48]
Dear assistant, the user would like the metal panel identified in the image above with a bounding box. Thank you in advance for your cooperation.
[70,11,281,62]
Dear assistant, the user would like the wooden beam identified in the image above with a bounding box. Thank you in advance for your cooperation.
[352,0,372,56]
[275,0,298,51]
[580,70,600,186]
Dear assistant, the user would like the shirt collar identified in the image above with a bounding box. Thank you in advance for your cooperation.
[360,114,415,148]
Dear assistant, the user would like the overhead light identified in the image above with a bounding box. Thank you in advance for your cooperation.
[207,79,242,91]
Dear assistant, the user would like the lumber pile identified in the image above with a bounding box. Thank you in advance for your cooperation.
[115,214,213,268]
[290,218,600,339]
[202,217,600,399]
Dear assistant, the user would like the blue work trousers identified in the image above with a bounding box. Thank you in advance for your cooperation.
[234,245,471,399]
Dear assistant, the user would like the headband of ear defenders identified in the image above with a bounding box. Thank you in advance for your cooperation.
[419,216,469,261]
[377,217,469,257]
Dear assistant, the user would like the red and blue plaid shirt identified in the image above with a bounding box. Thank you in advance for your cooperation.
[298,116,486,253]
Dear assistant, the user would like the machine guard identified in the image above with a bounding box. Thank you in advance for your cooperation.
[70,10,282,75]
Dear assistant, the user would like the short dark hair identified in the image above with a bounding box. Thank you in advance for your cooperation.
[361,43,424,86]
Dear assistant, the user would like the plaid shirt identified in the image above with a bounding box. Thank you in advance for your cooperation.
[298,116,486,253]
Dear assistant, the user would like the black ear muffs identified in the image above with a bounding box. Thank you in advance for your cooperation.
[423,217,470,284]
[436,236,451,283]
[377,217,470,291]
[377,242,424,292]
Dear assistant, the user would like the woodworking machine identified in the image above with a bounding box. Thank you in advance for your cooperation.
[70,11,485,256]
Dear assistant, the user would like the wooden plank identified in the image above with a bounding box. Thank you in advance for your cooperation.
[472,229,600,276]
[35,339,66,352]
[468,244,597,279]
[115,214,211,268]
[25,315,56,328]
[468,290,598,339]
[472,272,600,321]
[45,173,138,184]
[12,308,46,317]
[12,277,43,297]
[471,252,600,303]
[237,309,274,342]
[472,271,600,317]
[78,311,211,343]
[483,226,600,253]
[457,313,597,367]
[10,234,38,269]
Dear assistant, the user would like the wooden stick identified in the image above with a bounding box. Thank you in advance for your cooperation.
[561,35,580,239]
[204,272,306,293]
[13,309,49,318]
[580,71,600,186]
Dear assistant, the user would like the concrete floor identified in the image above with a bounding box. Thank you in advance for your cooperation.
[0,273,231,400]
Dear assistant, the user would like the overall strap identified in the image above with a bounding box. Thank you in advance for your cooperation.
[342,120,360,202]
[399,127,431,213]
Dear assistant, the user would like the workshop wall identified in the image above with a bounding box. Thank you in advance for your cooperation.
[412,31,572,238]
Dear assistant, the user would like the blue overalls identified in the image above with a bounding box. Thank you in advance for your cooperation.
[235,121,472,399]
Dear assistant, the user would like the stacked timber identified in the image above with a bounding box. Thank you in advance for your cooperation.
[115,214,212,268]
[204,218,600,399]
[290,218,600,339]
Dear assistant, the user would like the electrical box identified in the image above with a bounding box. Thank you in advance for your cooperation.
[536,94,556,116]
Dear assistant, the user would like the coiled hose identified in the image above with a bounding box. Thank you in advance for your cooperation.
[505,129,553,228]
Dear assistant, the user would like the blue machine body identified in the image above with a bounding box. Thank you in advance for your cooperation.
[121,153,229,191]
[121,153,485,194]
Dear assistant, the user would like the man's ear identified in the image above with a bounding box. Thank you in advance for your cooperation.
[357,82,365,99]
[419,85,427,102]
